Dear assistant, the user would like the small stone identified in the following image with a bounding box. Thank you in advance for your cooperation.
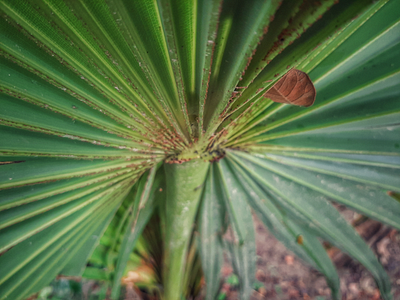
[360,277,375,294]
[284,255,294,265]
[348,283,359,296]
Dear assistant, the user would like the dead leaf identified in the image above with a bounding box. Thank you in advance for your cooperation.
[0,160,25,165]
[258,287,267,297]
[371,289,381,300]
[388,229,397,241]
[256,269,266,281]
[263,69,316,107]
[221,265,233,277]
[288,288,300,298]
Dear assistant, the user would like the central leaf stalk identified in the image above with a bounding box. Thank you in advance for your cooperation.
[163,159,209,300]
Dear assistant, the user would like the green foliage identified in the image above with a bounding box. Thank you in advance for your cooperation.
[1,0,399,300]
[36,278,110,300]
[225,275,239,287]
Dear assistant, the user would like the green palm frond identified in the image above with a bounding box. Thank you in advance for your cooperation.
[1,0,399,299]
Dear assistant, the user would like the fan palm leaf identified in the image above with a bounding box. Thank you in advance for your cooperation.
[0,0,399,299]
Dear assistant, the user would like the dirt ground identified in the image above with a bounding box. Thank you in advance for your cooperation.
[223,208,400,300]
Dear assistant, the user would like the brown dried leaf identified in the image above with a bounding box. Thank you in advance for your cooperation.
[0,160,25,165]
[263,69,316,107]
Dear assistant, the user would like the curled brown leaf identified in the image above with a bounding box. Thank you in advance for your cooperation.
[263,69,316,107]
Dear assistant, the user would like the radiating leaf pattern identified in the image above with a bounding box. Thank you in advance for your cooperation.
[0,0,399,299]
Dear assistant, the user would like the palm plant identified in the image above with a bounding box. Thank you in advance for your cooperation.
[0,0,399,299]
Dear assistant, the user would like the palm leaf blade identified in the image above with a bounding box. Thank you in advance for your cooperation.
[0,0,398,299]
